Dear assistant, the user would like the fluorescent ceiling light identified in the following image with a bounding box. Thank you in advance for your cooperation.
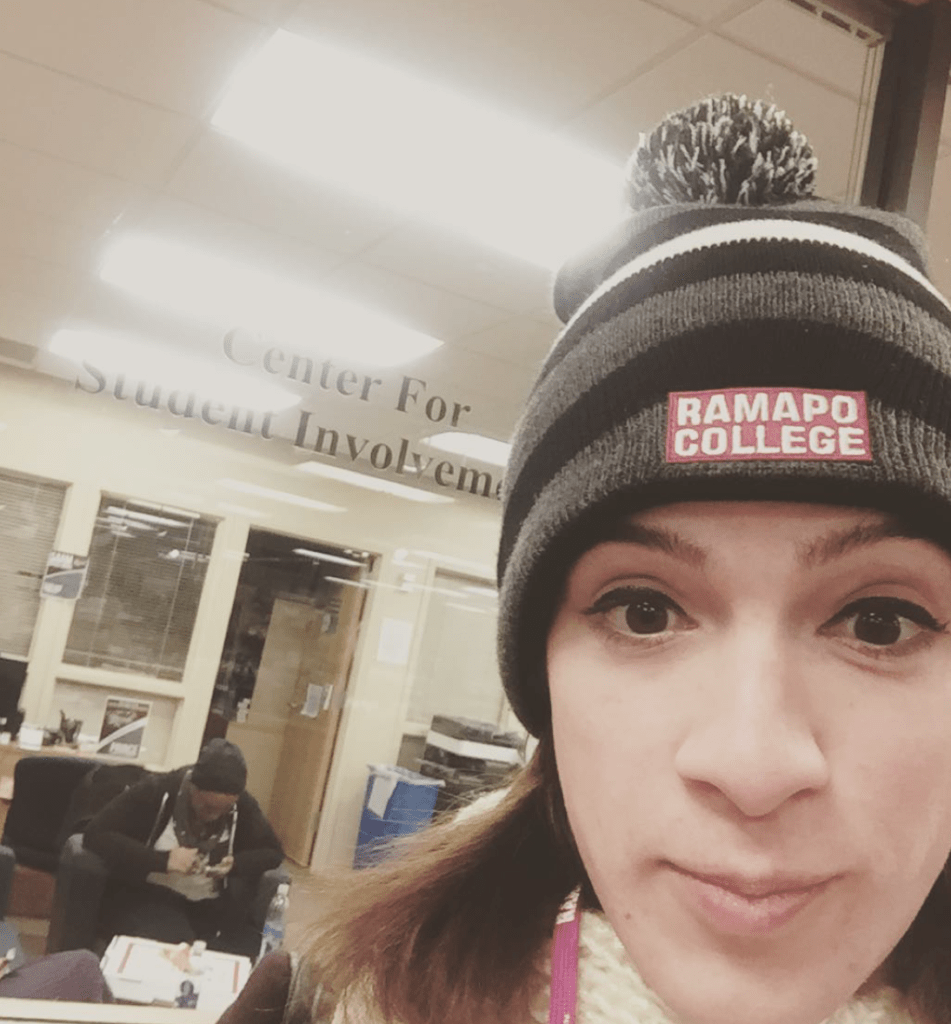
[422,431,511,466]
[102,515,153,531]
[50,328,300,413]
[296,460,454,504]
[99,235,442,368]
[163,549,206,563]
[125,500,200,519]
[292,548,366,567]
[324,575,370,589]
[406,549,495,576]
[218,478,345,513]
[445,601,493,615]
[217,502,271,519]
[212,31,623,267]
[105,506,188,529]
[325,575,414,594]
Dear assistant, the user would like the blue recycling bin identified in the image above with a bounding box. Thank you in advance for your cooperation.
[353,764,443,868]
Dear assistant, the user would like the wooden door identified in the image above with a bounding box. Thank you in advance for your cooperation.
[226,599,314,812]
[267,582,366,864]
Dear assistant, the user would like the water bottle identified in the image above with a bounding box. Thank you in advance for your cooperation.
[258,883,290,962]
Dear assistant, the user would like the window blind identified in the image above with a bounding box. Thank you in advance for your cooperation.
[0,470,67,657]
[63,497,217,680]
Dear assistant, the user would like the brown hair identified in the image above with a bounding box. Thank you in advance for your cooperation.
[304,736,591,1024]
[890,866,951,1024]
[304,736,951,1024]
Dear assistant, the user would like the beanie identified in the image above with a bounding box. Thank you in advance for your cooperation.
[191,738,247,794]
[497,94,951,737]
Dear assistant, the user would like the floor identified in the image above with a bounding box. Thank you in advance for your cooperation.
[8,859,324,963]
[283,860,323,952]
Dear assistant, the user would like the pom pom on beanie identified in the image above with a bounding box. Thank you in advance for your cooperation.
[625,93,816,210]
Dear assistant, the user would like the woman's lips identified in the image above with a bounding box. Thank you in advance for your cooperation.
[669,864,833,936]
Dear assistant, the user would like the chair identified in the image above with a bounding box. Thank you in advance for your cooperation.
[0,846,15,923]
[1,756,100,919]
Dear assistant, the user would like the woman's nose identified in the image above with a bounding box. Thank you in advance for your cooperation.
[672,630,829,818]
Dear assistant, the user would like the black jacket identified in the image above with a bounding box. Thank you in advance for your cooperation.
[84,765,284,884]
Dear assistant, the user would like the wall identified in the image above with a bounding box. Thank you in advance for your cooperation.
[0,363,503,867]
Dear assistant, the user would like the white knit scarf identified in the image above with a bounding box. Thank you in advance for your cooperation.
[332,910,917,1024]
[531,911,918,1024]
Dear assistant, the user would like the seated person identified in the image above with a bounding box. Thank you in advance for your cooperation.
[0,950,112,1003]
[85,739,283,958]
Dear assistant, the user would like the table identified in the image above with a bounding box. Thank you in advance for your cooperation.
[99,937,252,1015]
[0,997,219,1024]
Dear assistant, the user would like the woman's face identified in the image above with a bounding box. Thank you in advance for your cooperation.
[548,502,951,1024]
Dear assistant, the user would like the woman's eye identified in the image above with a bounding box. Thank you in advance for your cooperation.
[585,587,684,638]
[825,596,947,650]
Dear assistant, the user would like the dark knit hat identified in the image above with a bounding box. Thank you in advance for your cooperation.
[191,738,247,794]
[498,94,951,737]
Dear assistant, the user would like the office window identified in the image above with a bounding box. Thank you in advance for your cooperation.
[0,470,67,657]
[405,571,503,728]
[63,497,216,680]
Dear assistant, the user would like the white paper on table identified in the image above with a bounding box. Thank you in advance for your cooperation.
[376,618,413,665]
[100,935,251,1011]
[367,771,399,817]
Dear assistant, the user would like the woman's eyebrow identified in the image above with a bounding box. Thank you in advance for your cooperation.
[602,522,707,567]
[798,521,914,568]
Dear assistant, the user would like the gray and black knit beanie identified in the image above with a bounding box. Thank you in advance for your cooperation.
[191,738,247,794]
[498,94,951,737]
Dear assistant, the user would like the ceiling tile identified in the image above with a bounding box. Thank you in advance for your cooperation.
[459,315,555,369]
[203,0,301,22]
[397,386,523,444]
[167,132,405,256]
[433,344,535,404]
[650,0,761,23]
[0,0,262,117]
[567,33,862,197]
[115,195,346,284]
[363,224,552,315]
[0,291,59,350]
[0,54,196,185]
[720,0,874,98]
[0,199,108,269]
[317,260,509,343]
[59,277,234,359]
[287,0,695,125]
[369,340,529,441]
[0,252,89,306]
[0,140,145,228]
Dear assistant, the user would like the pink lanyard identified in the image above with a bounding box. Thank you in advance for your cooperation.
[548,889,581,1024]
